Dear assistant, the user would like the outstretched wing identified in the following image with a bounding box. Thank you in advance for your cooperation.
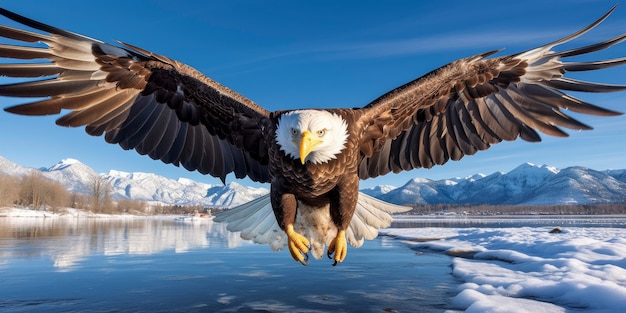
[357,6,625,179]
[0,8,271,183]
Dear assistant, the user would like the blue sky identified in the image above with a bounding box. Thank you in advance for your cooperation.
[0,0,625,189]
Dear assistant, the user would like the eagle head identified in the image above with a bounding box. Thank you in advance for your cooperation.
[276,110,349,164]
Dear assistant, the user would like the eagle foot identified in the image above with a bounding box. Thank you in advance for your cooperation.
[327,229,347,266]
[286,224,310,266]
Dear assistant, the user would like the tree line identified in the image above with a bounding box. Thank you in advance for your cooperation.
[408,203,626,215]
[0,171,209,215]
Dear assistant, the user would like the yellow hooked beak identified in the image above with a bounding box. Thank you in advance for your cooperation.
[299,131,323,164]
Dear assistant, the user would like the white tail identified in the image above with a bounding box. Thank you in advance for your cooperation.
[213,192,411,259]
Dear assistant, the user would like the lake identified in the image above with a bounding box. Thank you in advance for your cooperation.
[0,217,458,312]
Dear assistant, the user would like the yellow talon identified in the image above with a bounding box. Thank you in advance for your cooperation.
[327,229,347,266]
[286,224,310,265]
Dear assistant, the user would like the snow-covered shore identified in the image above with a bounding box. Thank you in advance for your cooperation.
[382,226,626,313]
[0,207,154,218]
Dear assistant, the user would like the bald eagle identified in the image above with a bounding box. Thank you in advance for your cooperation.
[0,7,624,266]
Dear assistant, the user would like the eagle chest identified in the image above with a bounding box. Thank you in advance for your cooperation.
[270,138,359,198]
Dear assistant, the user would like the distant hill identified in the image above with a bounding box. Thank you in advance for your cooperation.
[360,163,626,206]
[1,156,625,207]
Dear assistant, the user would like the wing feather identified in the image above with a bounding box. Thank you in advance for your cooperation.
[0,8,271,183]
[56,90,138,127]
[150,109,178,159]
[88,99,134,135]
[115,95,160,150]
[457,103,489,151]
[419,121,434,168]
[192,127,207,173]
[135,105,171,156]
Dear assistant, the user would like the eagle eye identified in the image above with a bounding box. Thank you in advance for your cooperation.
[317,129,326,137]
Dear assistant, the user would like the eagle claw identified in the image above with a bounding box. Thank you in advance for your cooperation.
[286,224,310,266]
[300,252,310,266]
[327,230,347,266]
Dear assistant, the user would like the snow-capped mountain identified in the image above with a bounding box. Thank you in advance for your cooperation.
[607,169,626,185]
[42,158,100,195]
[105,169,268,206]
[361,163,626,205]
[1,156,625,206]
[0,156,30,177]
[0,156,268,207]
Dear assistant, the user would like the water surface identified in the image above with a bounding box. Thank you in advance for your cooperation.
[0,217,456,312]
[392,214,626,228]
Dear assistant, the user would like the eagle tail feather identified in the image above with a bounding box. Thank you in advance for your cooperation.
[213,194,286,250]
[213,192,412,258]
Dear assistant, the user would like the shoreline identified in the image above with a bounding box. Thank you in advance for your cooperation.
[4,206,626,219]
[0,207,179,219]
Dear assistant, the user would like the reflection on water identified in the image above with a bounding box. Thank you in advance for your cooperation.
[0,218,247,271]
[392,214,626,229]
[0,217,456,312]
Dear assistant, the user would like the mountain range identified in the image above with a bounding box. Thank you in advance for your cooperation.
[0,156,267,207]
[361,163,626,205]
[1,155,625,207]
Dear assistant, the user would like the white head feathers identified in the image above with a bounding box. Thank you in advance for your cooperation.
[276,110,349,164]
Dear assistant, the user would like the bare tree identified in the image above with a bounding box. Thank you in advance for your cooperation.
[17,170,70,210]
[44,181,70,210]
[0,174,19,207]
[89,174,113,213]
[18,170,47,209]
[69,192,88,210]
[116,199,148,214]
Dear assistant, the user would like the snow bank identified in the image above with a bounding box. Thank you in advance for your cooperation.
[382,227,626,312]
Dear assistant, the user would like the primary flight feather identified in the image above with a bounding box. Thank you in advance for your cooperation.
[0,7,624,265]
